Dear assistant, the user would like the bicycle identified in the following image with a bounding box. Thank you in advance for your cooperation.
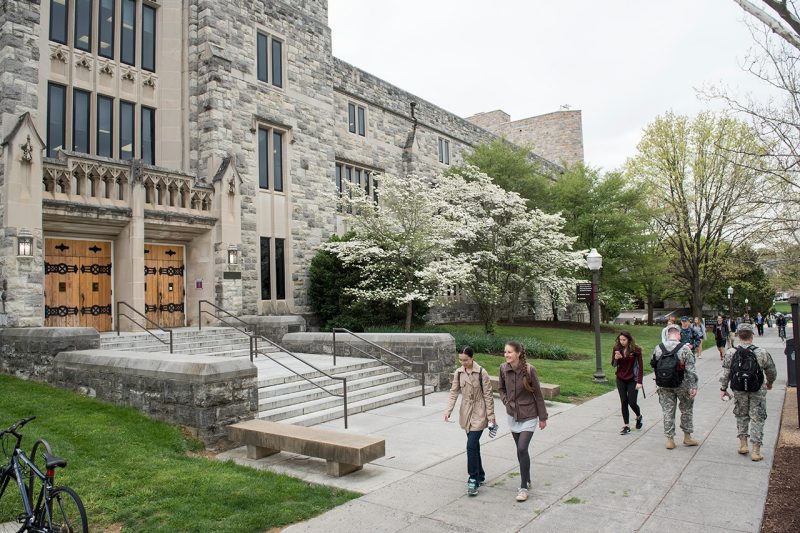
[778,324,787,342]
[0,416,88,532]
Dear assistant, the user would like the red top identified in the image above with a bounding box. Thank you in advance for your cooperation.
[611,347,643,384]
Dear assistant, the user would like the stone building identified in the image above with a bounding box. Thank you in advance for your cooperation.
[0,0,583,332]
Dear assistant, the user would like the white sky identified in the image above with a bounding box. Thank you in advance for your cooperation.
[328,0,776,171]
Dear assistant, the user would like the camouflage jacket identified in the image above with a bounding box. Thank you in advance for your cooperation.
[720,343,778,391]
[651,340,698,390]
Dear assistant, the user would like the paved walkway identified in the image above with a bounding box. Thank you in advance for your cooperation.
[223,327,789,533]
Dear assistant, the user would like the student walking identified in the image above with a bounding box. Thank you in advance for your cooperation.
[444,346,495,496]
[679,316,701,355]
[713,315,731,360]
[498,341,548,503]
[754,313,765,337]
[693,317,706,357]
[660,315,677,344]
[611,331,643,435]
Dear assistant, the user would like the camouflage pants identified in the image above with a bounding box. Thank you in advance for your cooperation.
[657,387,694,437]
[733,389,768,445]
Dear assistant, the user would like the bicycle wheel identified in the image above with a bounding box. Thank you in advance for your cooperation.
[43,486,88,533]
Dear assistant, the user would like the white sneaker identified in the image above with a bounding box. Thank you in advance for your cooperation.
[516,488,528,502]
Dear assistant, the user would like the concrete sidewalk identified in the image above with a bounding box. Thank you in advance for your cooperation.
[256,327,790,533]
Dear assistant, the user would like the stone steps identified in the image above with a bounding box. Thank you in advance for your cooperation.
[259,365,394,399]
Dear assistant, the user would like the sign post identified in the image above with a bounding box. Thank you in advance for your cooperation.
[791,296,800,428]
[576,282,593,303]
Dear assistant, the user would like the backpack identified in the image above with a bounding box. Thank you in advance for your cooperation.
[730,346,764,392]
[651,343,685,388]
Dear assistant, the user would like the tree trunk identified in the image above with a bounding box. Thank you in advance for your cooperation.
[646,294,655,326]
[404,301,413,333]
[551,295,560,322]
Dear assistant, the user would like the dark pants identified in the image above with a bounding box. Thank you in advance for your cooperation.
[616,378,641,425]
[756,323,764,336]
[466,430,485,482]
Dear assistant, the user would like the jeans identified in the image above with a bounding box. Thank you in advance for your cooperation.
[466,430,485,482]
[616,378,641,425]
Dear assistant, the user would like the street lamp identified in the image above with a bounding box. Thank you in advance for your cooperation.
[727,286,733,318]
[587,248,607,383]
[745,298,750,319]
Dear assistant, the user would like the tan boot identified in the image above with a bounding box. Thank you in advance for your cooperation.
[683,432,699,446]
[666,437,676,449]
[738,437,749,455]
[751,444,763,462]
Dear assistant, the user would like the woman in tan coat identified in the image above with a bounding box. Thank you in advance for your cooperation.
[445,346,495,496]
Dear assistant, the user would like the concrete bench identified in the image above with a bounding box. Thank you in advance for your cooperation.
[488,376,560,399]
[228,419,385,477]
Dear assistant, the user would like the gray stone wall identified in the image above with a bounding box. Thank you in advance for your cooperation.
[240,314,306,344]
[0,327,99,380]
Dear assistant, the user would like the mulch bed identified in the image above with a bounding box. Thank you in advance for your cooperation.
[761,388,800,533]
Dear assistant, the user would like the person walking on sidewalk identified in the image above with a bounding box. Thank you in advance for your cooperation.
[611,331,643,435]
[693,317,706,357]
[499,341,548,503]
[679,316,701,355]
[651,324,700,449]
[660,315,677,344]
[719,324,777,461]
[726,316,738,348]
[754,312,765,337]
[713,315,731,360]
[445,346,496,496]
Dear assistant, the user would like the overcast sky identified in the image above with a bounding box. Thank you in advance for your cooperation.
[328,0,776,171]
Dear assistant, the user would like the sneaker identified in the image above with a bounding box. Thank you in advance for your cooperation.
[516,488,528,502]
[620,426,631,435]
[467,478,478,496]
[635,415,643,430]
[478,478,486,486]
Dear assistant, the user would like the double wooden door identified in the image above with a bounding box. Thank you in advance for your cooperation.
[44,238,113,331]
[144,244,185,328]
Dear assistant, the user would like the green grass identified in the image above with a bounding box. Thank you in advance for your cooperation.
[774,301,791,314]
[0,376,358,532]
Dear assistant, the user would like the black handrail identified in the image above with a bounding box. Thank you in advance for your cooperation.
[198,300,256,360]
[254,334,348,429]
[116,301,173,353]
[332,328,426,406]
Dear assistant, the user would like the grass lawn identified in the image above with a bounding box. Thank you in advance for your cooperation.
[0,376,358,532]
[438,323,665,402]
[774,301,791,314]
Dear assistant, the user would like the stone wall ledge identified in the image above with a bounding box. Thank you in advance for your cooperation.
[0,327,99,348]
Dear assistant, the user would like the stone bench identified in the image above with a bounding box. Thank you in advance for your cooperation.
[488,376,560,399]
[228,419,385,477]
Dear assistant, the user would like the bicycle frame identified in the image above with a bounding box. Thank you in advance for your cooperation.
[0,447,49,529]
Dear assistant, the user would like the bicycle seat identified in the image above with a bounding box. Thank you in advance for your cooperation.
[43,452,66,469]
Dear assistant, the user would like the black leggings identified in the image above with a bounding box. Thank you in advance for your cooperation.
[616,378,641,425]
[512,431,534,488]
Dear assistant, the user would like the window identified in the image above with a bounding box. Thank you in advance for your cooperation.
[335,164,342,197]
[357,106,366,136]
[119,100,135,160]
[256,31,284,88]
[348,104,356,134]
[258,126,286,192]
[335,162,376,210]
[98,0,115,58]
[275,238,286,300]
[260,237,271,300]
[74,0,92,51]
[438,137,450,165]
[97,95,113,157]
[47,83,66,158]
[142,4,156,71]
[141,106,155,164]
[49,0,69,44]
[348,103,366,136]
[72,89,91,154]
[121,0,136,65]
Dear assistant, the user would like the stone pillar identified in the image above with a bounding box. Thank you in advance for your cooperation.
[113,166,145,330]
[186,230,214,326]
[210,156,243,316]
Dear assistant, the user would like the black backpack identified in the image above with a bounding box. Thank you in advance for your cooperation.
[730,346,764,392]
[651,343,685,388]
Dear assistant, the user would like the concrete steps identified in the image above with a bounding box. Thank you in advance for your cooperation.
[99,328,270,356]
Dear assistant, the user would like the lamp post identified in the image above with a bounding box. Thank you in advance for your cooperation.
[745,298,750,320]
[587,248,607,383]
[727,286,733,318]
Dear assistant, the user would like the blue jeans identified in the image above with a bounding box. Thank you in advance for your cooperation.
[466,430,485,482]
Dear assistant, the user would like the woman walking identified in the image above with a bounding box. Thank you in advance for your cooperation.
[498,341,548,502]
[693,317,706,358]
[713,315,730,360]
[444,346,495,496]
[611,331,643,435]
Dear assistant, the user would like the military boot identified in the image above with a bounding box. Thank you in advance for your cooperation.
[751,444,763,462]
[683,432,699,446]
[665,437,676,449]
[738,437,749,455]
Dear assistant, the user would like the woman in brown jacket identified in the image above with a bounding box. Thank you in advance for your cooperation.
[445,346,495,496]
[498,341,548,502]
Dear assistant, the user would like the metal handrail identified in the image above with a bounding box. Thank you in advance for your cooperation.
[255,334,348,429]
[198,300,256,360]
[116,301,173,353]
[332,328,426,406]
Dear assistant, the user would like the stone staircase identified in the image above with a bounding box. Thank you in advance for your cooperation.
[99,327,431,426]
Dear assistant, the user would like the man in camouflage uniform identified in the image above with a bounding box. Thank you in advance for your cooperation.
[720,323,777,461]
[652,324,700,449]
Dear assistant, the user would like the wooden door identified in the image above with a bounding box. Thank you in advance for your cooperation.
[44,238,112,331]
[144,244,185,328]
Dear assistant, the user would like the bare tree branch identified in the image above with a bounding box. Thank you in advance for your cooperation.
[733,0,800,50]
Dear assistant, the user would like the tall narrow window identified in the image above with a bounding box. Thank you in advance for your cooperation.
[260,237,271,300]
[142,4,156,71]
[258,127,268,189]
[357,106,366,136]
[72,89,91,154]
[141,106,155,164]
[348,103,356,133]
[439,138,450,165]
[273,131,283,192]
[47,83,66,158]
[119,100,135,160]
[271,38,283,88]
[98,0,115,58]
[97,95,113,157]
[74,0,93,51]
[335,164,342,197]
[121,0,136,65]
[49,0,69,44]
[257,33,268,82]
[275,238,286,300]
